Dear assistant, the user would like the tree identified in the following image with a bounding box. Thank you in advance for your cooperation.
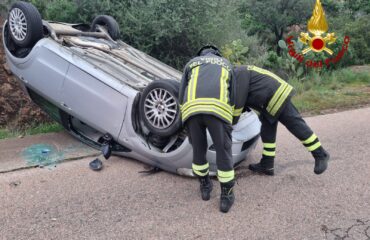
[344,0,370,15]
[240,0,312,55]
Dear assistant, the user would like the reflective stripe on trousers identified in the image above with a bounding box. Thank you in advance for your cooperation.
[192,163,209,177]
[217,169,235,183]
[262,142,276,157]
[302,133,322,152]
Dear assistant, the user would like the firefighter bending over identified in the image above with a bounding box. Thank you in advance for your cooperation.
[233,65,330,176]
[179,45,236,213]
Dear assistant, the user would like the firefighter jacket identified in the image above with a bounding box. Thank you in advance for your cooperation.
[179,55,235,124]
[233,65,295,124]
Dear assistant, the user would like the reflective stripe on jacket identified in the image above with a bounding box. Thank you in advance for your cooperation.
[179,55,235,124]
[233,65,294,124]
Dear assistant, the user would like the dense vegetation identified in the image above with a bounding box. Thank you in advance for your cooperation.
[1,0,369,73]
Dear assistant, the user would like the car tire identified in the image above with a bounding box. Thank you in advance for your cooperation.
[139,80,182,137]
[91,15,120,40]
[7,1,43,48]
[165,79,180,90]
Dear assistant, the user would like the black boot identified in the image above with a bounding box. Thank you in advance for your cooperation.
[312,147,330,174]
[199,175,213,201]
[249,157,274,176]
[220,181,235,213]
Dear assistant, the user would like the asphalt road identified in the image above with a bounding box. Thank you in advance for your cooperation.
[1,107,370,240]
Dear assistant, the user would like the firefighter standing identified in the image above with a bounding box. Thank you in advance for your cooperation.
[233,65,330,175]
[179,46,236,213]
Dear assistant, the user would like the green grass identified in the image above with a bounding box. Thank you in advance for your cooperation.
[0,122,64,140]
[289,67,370,115]
[0,129,16,139]
[24,122,64,135]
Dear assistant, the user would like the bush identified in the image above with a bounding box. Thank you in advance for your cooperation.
[342,15,370,65]
[221,36,269,67]
[40,0,78,22]
[329,10,370,66]
[265,41,305,79]
[222,39,249,65]
[0,0,16,16]
[115,0,246,69]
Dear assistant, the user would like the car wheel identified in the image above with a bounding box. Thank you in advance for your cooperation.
[7,1,43,48]
[165,79,180,89]
[91,15,120,40]
[139,80,182,137]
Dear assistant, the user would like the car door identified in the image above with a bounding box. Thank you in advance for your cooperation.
[60,65,127,139]
[19,46,69,104]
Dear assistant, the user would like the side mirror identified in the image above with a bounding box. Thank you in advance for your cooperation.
[101,133,113,160]
[102,144,112,160]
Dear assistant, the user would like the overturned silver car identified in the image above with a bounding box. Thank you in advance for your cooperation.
[3,1,261,175]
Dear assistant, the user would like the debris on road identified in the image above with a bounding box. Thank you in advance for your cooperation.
[22,144,62,168]
[89,158,103,171]
[9,180,21,187]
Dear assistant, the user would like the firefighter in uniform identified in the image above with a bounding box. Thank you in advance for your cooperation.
[233,65,330,176]
[179,45,236,213]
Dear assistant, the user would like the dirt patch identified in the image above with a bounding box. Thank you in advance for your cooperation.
[0,18,51,130]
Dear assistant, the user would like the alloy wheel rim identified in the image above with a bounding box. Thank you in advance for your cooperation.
[144,88,177,130]
[9,8,28,41]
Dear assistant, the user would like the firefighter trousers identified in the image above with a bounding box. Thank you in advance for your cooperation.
[260,100,323,159]
[186,114,234,183]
